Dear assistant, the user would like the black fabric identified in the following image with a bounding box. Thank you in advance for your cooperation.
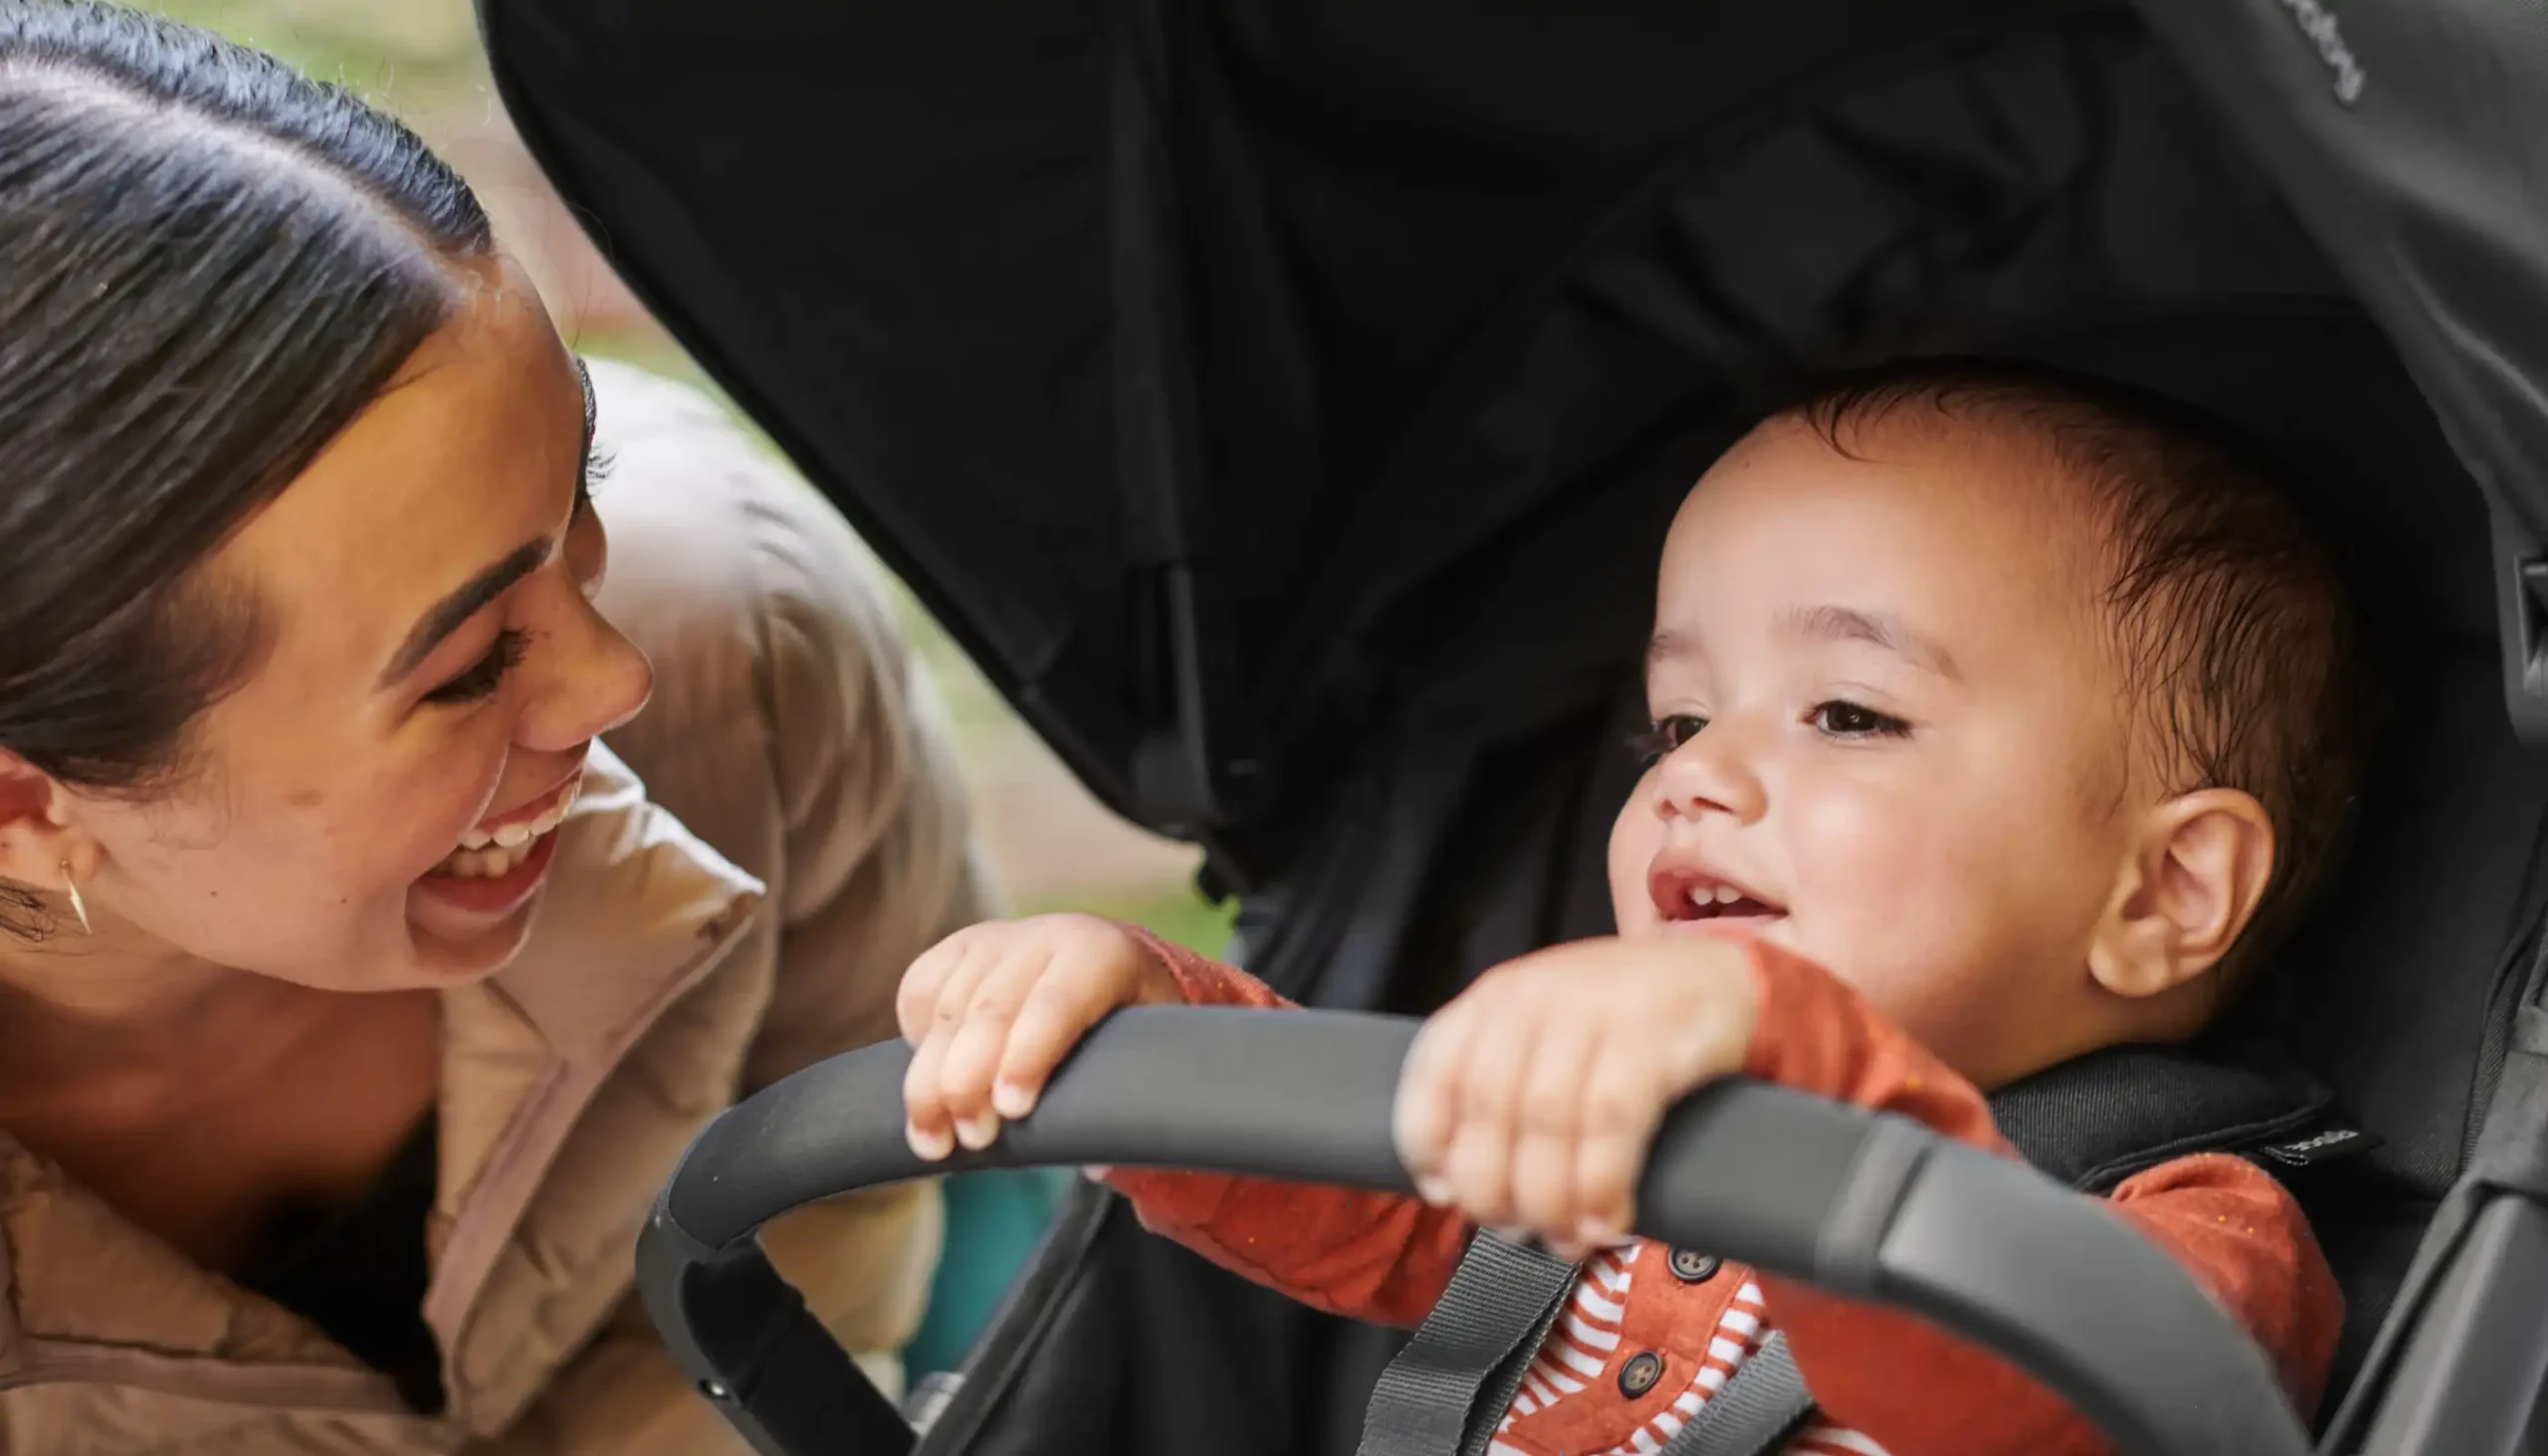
[2322,931,2548,1449]
[232,1111,443,1415]
[1989,1044,2334,1194]
[484,0,2514,875]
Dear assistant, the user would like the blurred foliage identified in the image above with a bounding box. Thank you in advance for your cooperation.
[137,0,489,109]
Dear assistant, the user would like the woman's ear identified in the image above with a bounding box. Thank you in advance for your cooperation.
[2086,788,2277,1000]
[0,749,90,895]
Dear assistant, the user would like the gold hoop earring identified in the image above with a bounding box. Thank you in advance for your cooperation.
[60,862,91,936]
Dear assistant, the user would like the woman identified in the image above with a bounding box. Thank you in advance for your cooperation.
[0,4,990,1451]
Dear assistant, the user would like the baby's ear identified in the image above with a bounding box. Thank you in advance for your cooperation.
[2086,788,2277,1000]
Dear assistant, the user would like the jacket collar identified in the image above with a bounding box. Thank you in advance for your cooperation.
[0,742,763,1420]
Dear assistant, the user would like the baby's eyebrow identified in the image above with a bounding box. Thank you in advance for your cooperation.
[1780,604,1963,682]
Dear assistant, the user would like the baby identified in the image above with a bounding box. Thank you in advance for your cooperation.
[896,359,2374,1456]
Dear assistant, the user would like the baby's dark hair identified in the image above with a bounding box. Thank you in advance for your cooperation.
[1783,356,2381,979]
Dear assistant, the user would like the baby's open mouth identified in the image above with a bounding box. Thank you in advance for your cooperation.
[431,778,577,881]
[1650,866,1788,926]
[1672,883,1783,921]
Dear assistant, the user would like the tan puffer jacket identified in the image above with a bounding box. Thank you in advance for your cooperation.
[0,358,995,1455]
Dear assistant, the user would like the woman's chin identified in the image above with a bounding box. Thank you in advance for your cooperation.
[404,839,560,980]
[403,898,539,983]
[402,804,573,981]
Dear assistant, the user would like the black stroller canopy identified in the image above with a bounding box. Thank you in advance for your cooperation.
[485,3,2548,1452]
[484,0,2548,884]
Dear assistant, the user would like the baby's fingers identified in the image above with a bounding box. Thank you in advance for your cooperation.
[1508,1009,1599,1238]
[989,936,1150,1120]
[1395,997,1482,1202]
[934,948,1064,1148]
[1569,1050,1672,1243]
[901,936,1000,1158]
[896,930,981,1047]
[1436,995,1544,1228]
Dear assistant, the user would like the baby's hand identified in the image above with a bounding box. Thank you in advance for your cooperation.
[1393,936,1761,1262]
[897,914,1184,1160]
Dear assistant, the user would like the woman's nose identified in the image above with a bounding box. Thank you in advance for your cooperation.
[519,598,654,751]
[1653,720,1767,824]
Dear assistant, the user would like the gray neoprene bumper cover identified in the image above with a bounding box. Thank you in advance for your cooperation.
[635,1005,2314,1456]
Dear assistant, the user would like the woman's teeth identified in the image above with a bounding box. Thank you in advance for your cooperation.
[434,794,572,879]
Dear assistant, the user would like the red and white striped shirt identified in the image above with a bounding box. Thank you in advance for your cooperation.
[1104,931,2342,1456]
[1490,1243,1883,1456]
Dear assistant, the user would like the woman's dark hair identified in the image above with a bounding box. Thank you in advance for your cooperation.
[1,0,493,928]
[0,2,492,916]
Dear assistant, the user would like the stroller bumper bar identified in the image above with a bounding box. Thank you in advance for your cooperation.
[635,1005,2313,1456]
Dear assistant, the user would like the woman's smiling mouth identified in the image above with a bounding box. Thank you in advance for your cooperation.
[435,776,578,880]
[412,772,582,921]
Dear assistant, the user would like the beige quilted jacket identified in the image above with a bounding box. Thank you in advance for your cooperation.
[0,359,993,1454]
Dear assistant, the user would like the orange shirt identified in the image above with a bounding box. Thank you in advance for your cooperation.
[1103,933,2342,1456]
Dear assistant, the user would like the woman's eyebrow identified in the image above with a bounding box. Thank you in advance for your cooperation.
[380,358,594,690]
[377,540,546,688]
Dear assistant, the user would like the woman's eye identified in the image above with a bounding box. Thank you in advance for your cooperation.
[424,629,528,707]
[1630,714,1709,763]
[574,445,615,519]
[1810,700,1911,738]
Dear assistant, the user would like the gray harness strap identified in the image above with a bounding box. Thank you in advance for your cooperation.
[1361,1239,1817,1456]
[1656,1331,1818,1456]
[1356,1230,1580,1456]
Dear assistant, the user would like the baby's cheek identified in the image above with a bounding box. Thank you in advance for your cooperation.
[1788,786,1998,1001]
[1606,782,1663,931]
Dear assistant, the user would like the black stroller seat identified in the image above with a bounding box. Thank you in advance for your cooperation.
[481,0,2548,1450]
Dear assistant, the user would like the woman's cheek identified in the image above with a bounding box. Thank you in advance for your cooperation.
[371,744,510,883]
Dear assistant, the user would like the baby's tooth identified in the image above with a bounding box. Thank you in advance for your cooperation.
[1715,884,1741,904]
[494,822,532,850]
[460,828,494,851]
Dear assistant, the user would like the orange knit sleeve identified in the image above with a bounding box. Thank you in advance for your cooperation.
[1095,929,1472,1327]
[1738,942,2343,1455]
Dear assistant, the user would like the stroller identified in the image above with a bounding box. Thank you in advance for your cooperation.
[479,0,2548,1451]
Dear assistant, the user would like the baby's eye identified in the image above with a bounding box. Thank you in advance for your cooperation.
[1630,714,1709,763]
[1809,700,1911,739]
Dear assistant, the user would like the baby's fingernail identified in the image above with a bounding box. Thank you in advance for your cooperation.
[907,1124,954,1160]
[1414,1175,1454,1205]
[992,1081,1036,1120]
[955,1112,1001,1150]
[1576,1217,1621,1248]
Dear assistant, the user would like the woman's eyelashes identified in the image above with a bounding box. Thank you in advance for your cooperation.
[425,628,528,706]
[574,445,615,517]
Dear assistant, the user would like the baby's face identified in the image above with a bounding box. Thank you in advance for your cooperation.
[1606,416,2142,1086]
